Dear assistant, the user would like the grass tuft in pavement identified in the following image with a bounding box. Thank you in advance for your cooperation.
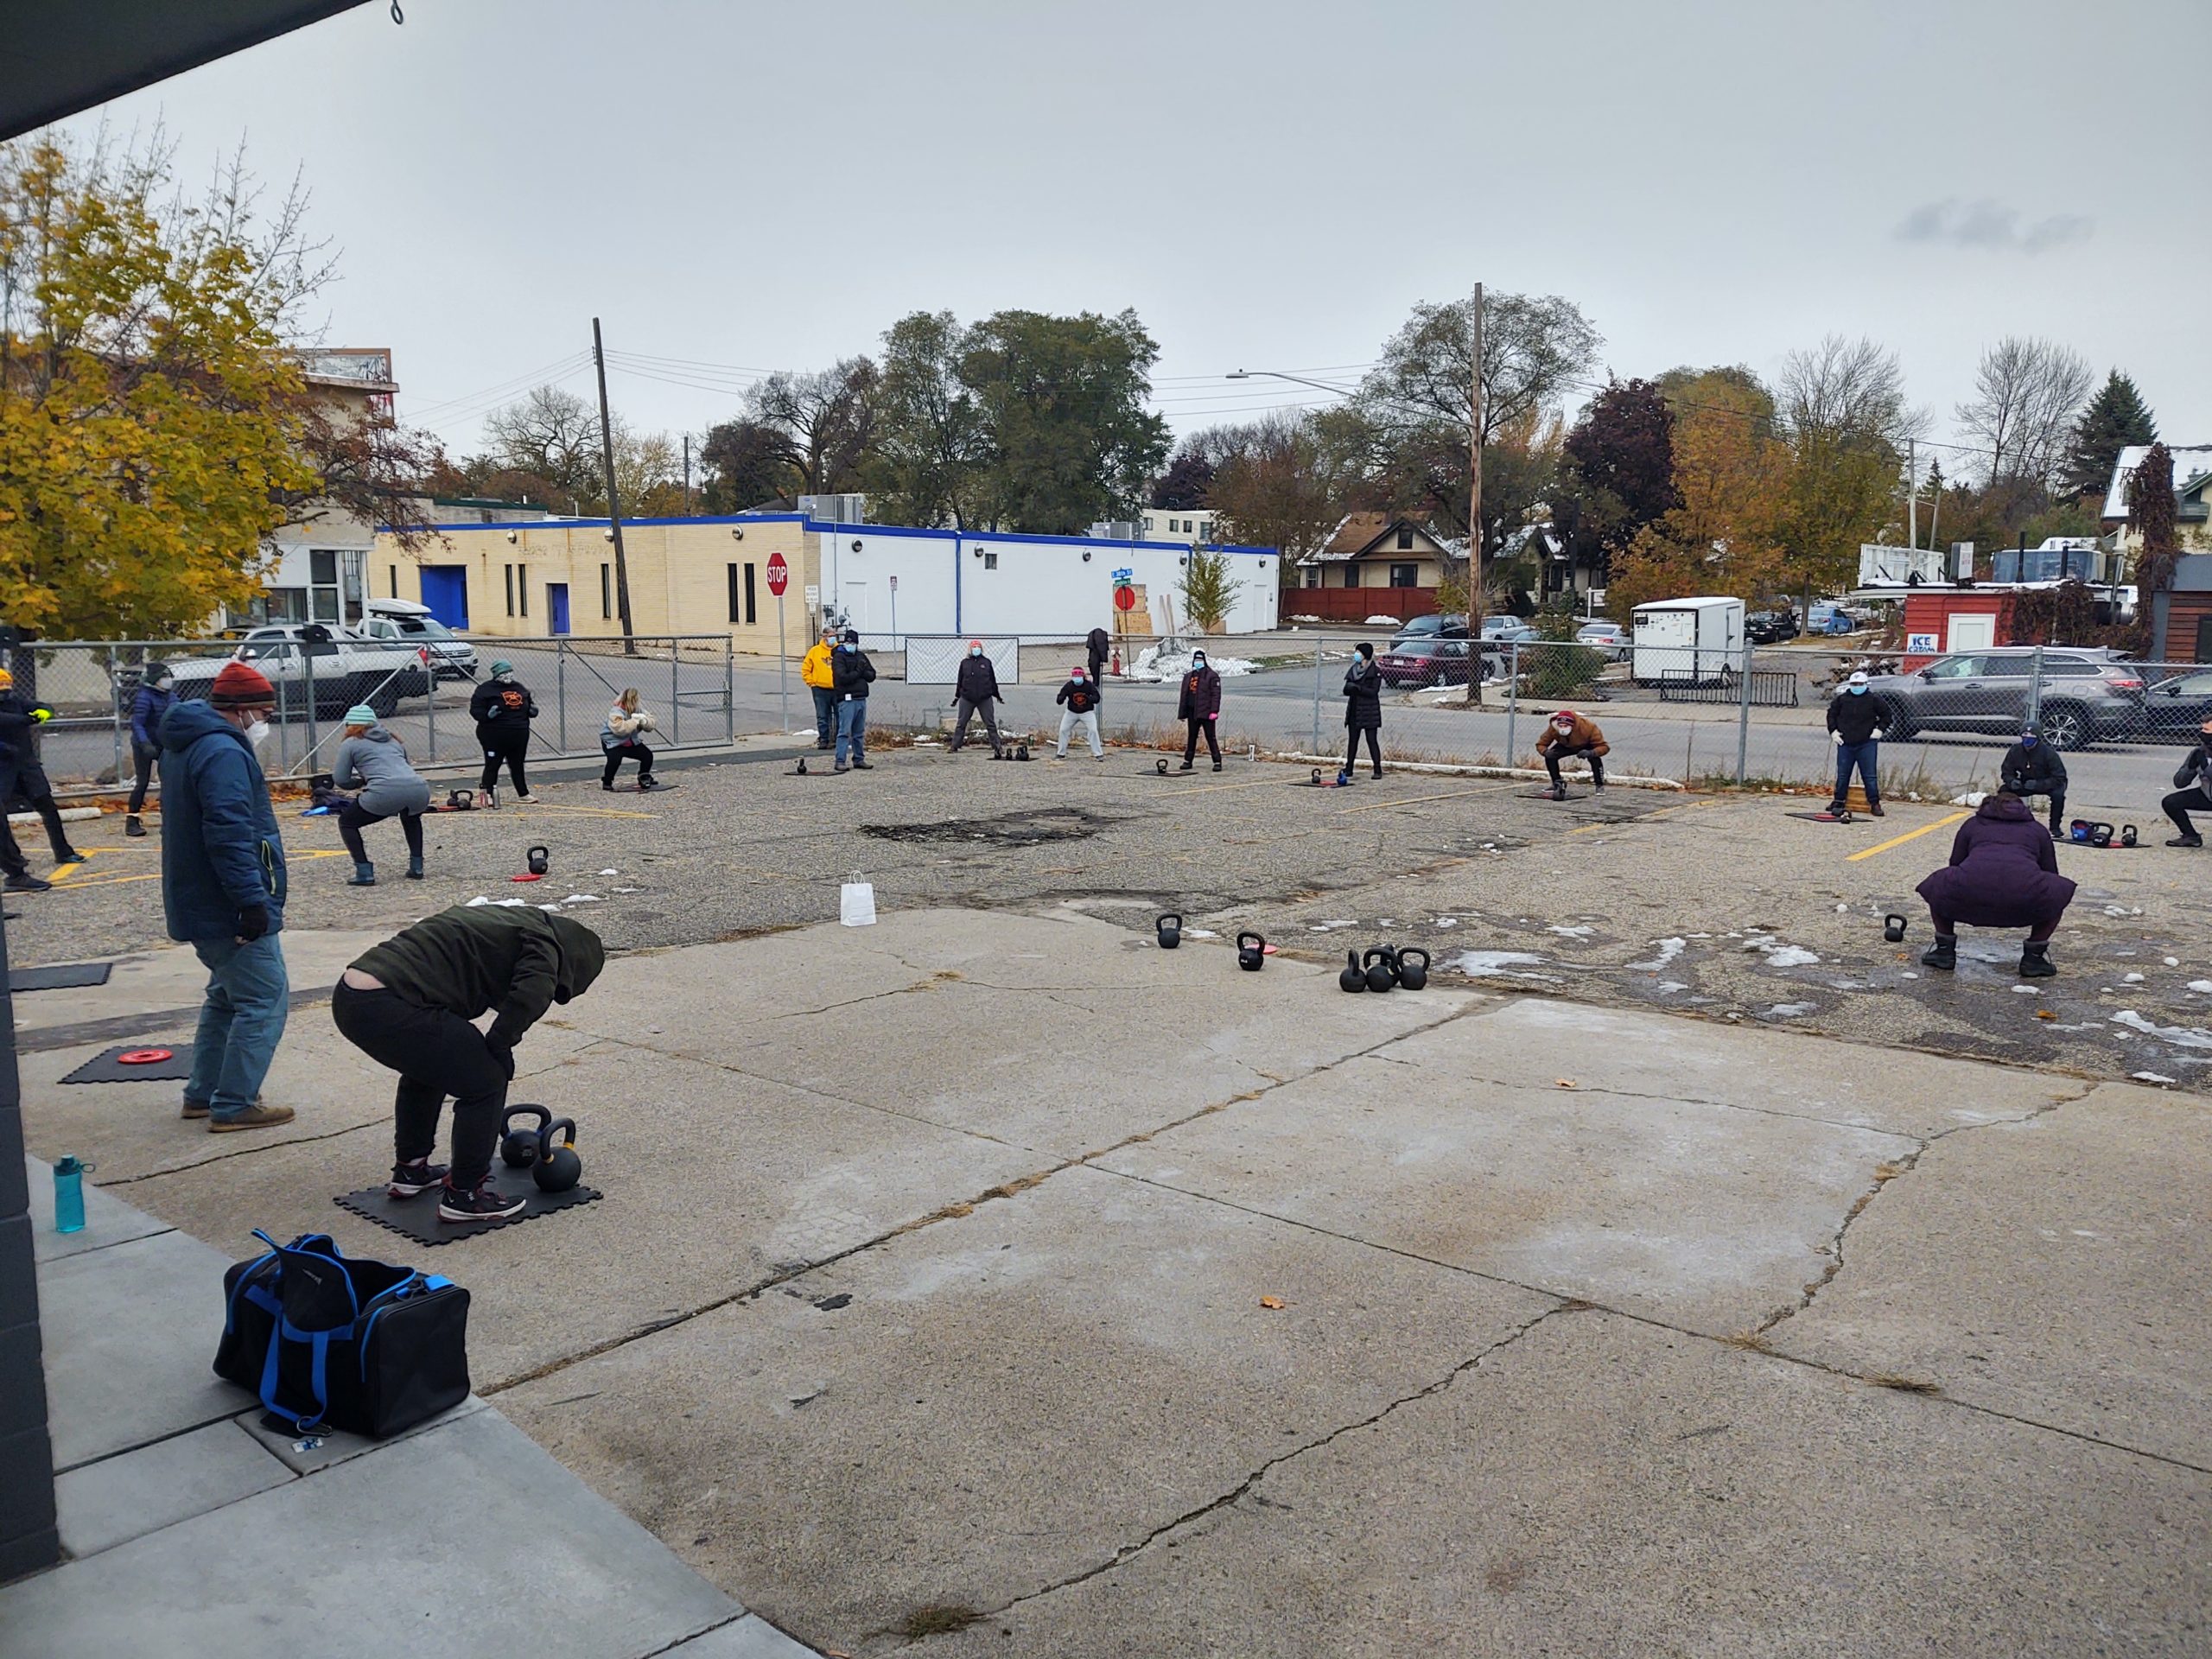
[897,1604,984,1637]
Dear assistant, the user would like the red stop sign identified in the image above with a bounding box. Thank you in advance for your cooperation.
[766,552,790,596]
[1114,586,1136,612]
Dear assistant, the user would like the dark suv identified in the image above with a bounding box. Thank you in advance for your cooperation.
[1859,648,2147,750]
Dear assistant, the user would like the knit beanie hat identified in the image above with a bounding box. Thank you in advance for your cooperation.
[343,703,378,726]
[210,661,276,706]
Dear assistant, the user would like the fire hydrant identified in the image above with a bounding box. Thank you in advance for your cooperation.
[1109,649,1122,677]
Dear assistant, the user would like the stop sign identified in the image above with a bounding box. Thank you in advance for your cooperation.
[1114,586,1136,613]
[766,552,790,596]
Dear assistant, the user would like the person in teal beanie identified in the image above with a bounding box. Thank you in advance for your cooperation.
[332,704,431,885]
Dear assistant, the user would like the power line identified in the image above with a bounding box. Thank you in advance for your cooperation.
[405,350,591,418]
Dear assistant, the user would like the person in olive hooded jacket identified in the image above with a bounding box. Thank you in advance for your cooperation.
[332,906,607,1222]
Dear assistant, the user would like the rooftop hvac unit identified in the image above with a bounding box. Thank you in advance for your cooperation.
[799,493,868,525]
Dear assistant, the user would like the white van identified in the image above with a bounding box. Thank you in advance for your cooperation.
[356,598,478,680]
[1631,596,1743,687]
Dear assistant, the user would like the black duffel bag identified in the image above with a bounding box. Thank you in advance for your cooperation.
[213,1230,471,1438]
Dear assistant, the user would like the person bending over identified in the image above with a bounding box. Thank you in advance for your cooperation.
[468,660,538,804]
[332,905,606,1222]
[1536,709,1608,799]
[2162,721,2212,847]
[1342,644,1383,779]
[1916,788,2076,979]
[950,640,1004,756]
[1999,725,2068,836]
[1825,670,1885,816]
[601,688,661,790]
[1054,666,1104,760]
[332,705,431,885]
[1178,649,1223,771]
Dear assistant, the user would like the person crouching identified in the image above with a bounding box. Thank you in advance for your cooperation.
[1915,788,2076,978]
[1536,709,1607,799]
[2161,721,2212,848]
[332,905,606,1222]
[332,705,431,885]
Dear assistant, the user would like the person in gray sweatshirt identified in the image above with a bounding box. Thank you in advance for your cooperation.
[332,704,432,886]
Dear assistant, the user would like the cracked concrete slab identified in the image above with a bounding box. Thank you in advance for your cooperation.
[1393,996,2085,1138]
[1771,1079,2212,1468]
[1099,1052,1918,1332]
[497,1165,1554,1653]
[922,1312,2212,1659]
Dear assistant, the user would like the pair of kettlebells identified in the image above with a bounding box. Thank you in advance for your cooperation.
[1339,945,1431,993]
[496,1103,583,1192]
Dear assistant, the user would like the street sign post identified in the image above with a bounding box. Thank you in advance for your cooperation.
[766,553,791,734]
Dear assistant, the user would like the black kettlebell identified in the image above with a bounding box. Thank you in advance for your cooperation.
[2090,821,2114,849]
[794,756,808,775]
[532,1117,582,1193]
[1338,949,1367,992]
[1311,768,1322,785]
[2121,823,2139,848]
[1015,743,1031,761]
[526,844,550,877]
[1363,946,1400,992]
[1237,931,1265,971]
[1395,947,1429,991]
[1156,757,1169,775]
[1157,912,1182,950]
[447,788,474,811]
[499,1103,551,1169]
[1883,912,1906,944]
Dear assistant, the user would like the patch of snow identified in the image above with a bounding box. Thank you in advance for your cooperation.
[2124,972,2145,983]
[1656,981,1688,994]
[1951,790,1987,807]
[599,868,619,875]
[1834,903,1849,913]
[1126,645,1257,683]
[467,895,530,908]
[1185,928,1219,939]
[613,886,640,893]
[1766,1002,1815,1017]
[1900,971,1919,979]
[1433,918,1459,928]
[1741,931,1820,968]
[2132,1071,2178,1084]
[1364,613,1399,626]
[2164,957,2181,967]
[2112,1010,2212,1050]
[1548,924,1596,938]
[2011,985,2039,994]
[2189,981,2212,994]
[1449,950,1547,976]
[1627,938,1687,972]
[560,894,602,904]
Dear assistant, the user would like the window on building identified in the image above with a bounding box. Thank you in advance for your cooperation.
[505,564,515,617]
[1304,566,1321,588]
[1340,564,1359,588]
[1395,527,1414,550]
[727,563,741,626]
[518,568,527,618]
[744,562,757,624]
[388,564,398,600]
[1389,563,1418,588]
[983,550,998,569]
[601,563,612,619]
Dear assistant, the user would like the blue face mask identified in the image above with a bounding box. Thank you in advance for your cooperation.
[2020,734,2038,748]
[1847,683,1866,696]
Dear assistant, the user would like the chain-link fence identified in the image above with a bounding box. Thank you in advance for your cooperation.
[10,634,736,791]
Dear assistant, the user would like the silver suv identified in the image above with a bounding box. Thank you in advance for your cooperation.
[1859,648,2147,750]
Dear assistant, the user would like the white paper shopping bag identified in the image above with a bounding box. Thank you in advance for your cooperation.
[840,880,877,927]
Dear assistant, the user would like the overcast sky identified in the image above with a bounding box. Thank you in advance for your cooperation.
[50,0,2212,474]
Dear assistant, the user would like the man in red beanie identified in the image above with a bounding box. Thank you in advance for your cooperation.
[158,659,296,1131]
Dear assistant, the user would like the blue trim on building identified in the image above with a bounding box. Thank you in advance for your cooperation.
[385,512,1277,561]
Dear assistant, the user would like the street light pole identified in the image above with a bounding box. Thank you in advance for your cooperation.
[1464,282,1484,706]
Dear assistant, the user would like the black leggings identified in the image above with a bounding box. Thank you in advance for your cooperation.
[338,800,423,864]
[332,982,507,1189]
[477,726,530,795]
[128,743,157,814]
[1184,718,1221,764]
[1544,743,1605,787]
[602,739,653,785]
[1929,908,2059,944]
[2164,786,2212,837]
[2009,784,2065,830]
[0,791,72,870]
[1345,728,1381,774]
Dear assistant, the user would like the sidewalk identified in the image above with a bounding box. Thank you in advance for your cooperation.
[2,1154,819,1659]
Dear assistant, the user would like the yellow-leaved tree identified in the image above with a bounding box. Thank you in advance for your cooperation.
[0,137,324,639]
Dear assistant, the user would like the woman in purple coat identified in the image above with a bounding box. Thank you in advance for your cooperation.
[1916,791,2076,978]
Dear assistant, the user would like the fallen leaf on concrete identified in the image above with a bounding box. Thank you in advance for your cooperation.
[1554,1077,1579,1090]
[1259,1296,1287,1309]
[2036,1009,2056,1020]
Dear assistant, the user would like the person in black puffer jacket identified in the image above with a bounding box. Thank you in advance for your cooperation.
[468,660,538,804]
[1999,725,2069,836]
[2160,721,2212,847]
[832,631,876,772]
[950,640,1003,756]
[1824,671,1885,815]
[1342,644,1383,779]
[1177,649,1224,771]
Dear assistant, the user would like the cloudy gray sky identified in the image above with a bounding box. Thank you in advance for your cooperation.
[53,0,2212,470]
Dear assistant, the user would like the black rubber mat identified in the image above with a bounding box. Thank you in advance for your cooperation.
[334,1169,601,1245]
[1527,790,1591,800]
[60,1043,194,1084]
[8,961,113,992]
[1784,810,1854,823]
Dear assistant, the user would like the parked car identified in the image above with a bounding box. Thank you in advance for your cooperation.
[2141,668,2212,740]
[1745,608,1799,645]
[1479,616,1539,644]
[1389,613,1469,645]
[1859,647,2146,751]
[167,624,435,721]
[1805,602,1859,636]
[1375,638,1474,688]
[1574,620,1631,660]
[355,599,478,680]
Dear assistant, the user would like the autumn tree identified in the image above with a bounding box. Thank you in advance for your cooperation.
[1179,549,1241,632]
[1554,378,1679,587]
[1201,411,1351,575]
[1150,443,1215,511]
[2060,370,2157,500]
[868,311,988,527]
[1772,335,1915,604]
[2130,442,2178,654]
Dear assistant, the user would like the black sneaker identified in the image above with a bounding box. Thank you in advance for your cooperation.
[1211,761,1223,772]
[55,846,86,864]
[4,872,51,893]
[639,775,663,790]
[438,1179,526,1223]
[852,760,874,770]
[388,1159,450,1198]
[2169,834,2203,849]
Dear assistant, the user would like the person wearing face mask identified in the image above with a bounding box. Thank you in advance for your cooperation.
[1342,642,1383,779]
[1054,664,1105,760]
[1823,670,1885,816]
[832,629,877,772]
[0,665,84,888]
[2160,721,2212,848]
[158,660,296,1133]
[1999,725,2068,836]
[125,659,175,836]
[1178,649,1224,771]
[467,659,538,805]
[950,639,1004,757]
[801,625,840,749]
[1535,709,1608,799]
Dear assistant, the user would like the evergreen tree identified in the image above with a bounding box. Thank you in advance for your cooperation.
[2061,371,2157,500]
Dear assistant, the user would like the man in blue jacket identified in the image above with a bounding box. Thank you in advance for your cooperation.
[125,659,174,836]
[161,661,296,1132]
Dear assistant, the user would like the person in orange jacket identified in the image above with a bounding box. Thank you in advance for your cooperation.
[1535,709,1608,799]
[800,625,838,749]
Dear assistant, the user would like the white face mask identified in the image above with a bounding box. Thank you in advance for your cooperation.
[245,716,272,747]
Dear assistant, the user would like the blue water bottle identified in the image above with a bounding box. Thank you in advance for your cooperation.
[54,1156,92,1235]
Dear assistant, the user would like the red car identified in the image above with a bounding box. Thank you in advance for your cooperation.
[1374,638,1473,687]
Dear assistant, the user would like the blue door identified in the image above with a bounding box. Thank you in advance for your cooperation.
[420,565,470,630]
[547,582,570,636]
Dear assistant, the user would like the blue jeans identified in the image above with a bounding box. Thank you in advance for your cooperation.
[185,935,289,1121]
[1834,739,1879,803]
[835,699,868,766]
[810,685,836,745]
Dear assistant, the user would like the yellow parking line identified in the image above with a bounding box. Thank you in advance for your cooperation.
[1166,777,1292,797]
[519,803,656,819]
[1847,811,1968,862]
[1338,784,1523,816]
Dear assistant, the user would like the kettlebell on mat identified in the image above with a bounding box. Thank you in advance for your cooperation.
[1363,946,1400,993]
[526,844,550,877]
[532,1118,583,1193]
[499,1104,552,1169]
[1395,948,1430,991]
[1338,950,1367,993]
[1156,757,1170,775]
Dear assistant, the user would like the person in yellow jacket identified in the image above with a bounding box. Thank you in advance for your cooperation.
[800,625,839,749]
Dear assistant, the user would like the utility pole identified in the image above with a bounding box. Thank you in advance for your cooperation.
[1464,281,1485,706]
[591,316,637,653]
[682,433,692,515]
[1907,438,1918,551]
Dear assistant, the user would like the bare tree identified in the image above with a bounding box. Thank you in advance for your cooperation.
[1778,335,1922,443]
[1202,411,1353,566]
[745,358,878,495]
[1955,336,2094,486]
[482,385,603,503]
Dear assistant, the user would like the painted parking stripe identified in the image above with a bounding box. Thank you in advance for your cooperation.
[1846,810,1969,862]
